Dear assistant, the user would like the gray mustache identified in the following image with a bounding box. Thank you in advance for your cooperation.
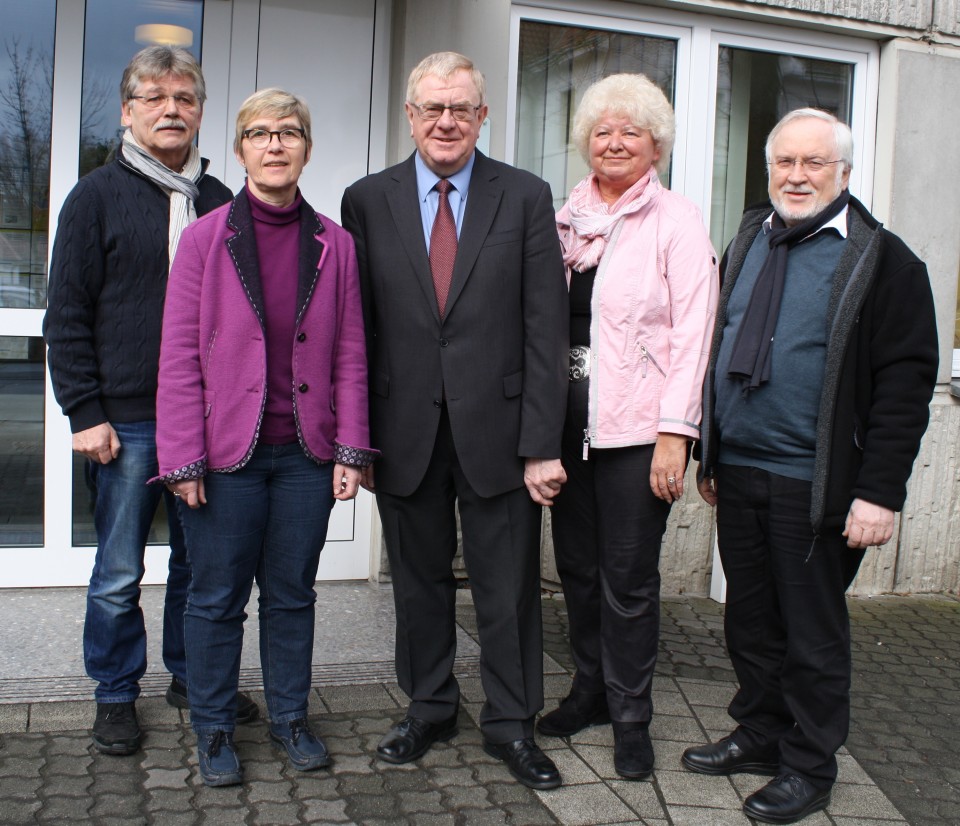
[153,120,187,131]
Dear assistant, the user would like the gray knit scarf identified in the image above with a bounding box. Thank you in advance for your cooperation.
[121,129,202,270]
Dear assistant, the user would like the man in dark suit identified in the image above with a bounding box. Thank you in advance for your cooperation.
[341,51,568,790]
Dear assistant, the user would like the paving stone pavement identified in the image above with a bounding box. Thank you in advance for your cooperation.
[0,586,955,825]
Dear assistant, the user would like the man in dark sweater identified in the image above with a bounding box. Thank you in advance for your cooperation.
[43,46,258,756]
[682,109,938,824]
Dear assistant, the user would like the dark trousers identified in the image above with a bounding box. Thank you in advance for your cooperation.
[550,381,672,723]
[376,406,544,743]
[716,463,865,789]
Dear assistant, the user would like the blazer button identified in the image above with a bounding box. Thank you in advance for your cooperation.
[439,338,449,347]
[299,383,309,393]
[297,332,307,342]
[433,399,442,408]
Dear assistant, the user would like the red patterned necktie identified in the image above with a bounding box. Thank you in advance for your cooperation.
[429,178,457,319]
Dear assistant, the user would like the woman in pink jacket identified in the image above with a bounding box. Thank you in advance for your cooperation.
[538,74,718,780]
[154,89,375,787]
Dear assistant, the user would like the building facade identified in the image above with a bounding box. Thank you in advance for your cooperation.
[1,0,957,593]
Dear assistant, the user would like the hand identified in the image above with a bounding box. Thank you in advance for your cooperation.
[168,478,206,509]
[360,464,376,493]
[697,472,718,507]
[843,498,895,549]
[650,434,689,502]
[524,458,567,506]
[72,422,121,465]
[334,464,362,501]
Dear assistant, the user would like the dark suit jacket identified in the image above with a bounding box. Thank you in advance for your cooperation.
[341,151,568,498]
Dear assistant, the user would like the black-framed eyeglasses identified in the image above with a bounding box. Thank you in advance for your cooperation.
[408,102,481,122]
[768,157,843,173]
[242,128,306,149]
[128,94,199,111]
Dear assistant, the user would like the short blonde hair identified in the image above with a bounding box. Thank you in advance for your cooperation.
[234,88,312,154]
[571,73,675,177]
[406,51,485,105]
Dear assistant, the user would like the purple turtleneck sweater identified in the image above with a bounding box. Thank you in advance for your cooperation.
[247,185,301,445]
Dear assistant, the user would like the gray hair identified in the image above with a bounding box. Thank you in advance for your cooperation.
[765,108,854,169]
[571,73,675,177]
[406,51,486,106]
[120,46,206,105]
[234,88,313,154]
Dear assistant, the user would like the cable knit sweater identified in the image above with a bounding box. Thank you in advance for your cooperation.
[43,151,232,432]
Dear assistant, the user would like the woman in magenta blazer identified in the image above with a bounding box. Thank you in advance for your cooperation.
[154,88,375,787]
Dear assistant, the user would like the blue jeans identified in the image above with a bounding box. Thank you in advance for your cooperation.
[178,444,335,733]
[84,420,189,702]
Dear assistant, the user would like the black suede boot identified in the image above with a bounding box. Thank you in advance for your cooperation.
[536,691,610,737]
[613,721,654,780]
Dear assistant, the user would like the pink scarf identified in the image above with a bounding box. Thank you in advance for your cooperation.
[557,170,655,272]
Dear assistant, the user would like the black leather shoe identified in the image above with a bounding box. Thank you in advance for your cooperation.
[376,713,458,764]
[681,735,779,776]
[483,738,561,790]
[613,722,654,780]
[165,676,261,725]
[537,691,610,737]
[743,774,831,824]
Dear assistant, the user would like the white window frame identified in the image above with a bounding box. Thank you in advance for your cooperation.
[508,1,879,225]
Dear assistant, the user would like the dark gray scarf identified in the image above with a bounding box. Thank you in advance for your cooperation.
[727,189,850,394]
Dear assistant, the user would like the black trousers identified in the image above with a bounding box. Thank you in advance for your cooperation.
[716,463,865,789]
[550,380,672,723]
[376,406,544,743]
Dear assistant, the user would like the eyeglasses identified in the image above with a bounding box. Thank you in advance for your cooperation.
[242,128,306,149]
[769,157,844,173]
[129,94,199,111]
[408,102,481,122]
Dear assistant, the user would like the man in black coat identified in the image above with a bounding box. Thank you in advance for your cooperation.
[341,51,568,789]
[684,108,938,824]
[43,46,258,756]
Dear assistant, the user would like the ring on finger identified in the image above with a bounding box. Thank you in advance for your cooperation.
[667,477,676,485]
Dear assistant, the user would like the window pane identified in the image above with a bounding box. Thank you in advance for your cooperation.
[515,20,677,208]
[72,0,203,545]
[80,0,204,177]
[0,0,55,310]
[711,47,853,253]
[0,337,45,545]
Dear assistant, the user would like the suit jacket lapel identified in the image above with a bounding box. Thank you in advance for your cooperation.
[296,201,325,324]
[385,156,440,324]
[224,193,266,329]
[445,152,502,319]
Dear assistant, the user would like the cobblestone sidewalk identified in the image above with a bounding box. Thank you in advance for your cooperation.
[0,590,955,825]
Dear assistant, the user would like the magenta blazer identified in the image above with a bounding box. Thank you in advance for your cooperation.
[155,192,375,482]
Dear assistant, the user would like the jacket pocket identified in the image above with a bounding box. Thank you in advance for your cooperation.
[503,370,523,398]
[853,416,865,451]
[483,230,522,248]
[371,371,390,398]
[638,343,667,379]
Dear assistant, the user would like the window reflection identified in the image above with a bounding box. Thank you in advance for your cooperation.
[79,0,203,177]
[711,48,853,253]
[72,0,203,546]
[515,21,677,208]
[0,337,45,545]
[0,0,54,311]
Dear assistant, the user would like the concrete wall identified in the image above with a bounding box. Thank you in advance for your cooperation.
[374,0,960,595]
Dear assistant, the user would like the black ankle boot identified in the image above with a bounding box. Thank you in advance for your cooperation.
[536,691,610,737]
[613,721,654,780]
